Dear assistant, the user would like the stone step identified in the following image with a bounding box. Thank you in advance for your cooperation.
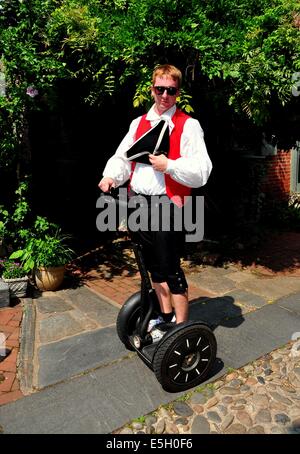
[0,279,9,308]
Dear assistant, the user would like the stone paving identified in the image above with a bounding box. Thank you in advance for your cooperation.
[1,232,300,435]
[80,238,300,435]
[115,340,300,435]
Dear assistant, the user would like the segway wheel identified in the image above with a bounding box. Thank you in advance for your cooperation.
[116,291,141,351]
[153,324,217,392]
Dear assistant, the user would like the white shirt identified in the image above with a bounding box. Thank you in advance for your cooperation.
[102,104,212,195]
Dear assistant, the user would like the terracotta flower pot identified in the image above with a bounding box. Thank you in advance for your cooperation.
[35,266,65,291]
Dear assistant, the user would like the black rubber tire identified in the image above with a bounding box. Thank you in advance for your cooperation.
[116,291,141,350]
[153,324,217,392]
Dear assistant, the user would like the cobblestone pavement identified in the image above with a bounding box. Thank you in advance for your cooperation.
[115,340,300,435]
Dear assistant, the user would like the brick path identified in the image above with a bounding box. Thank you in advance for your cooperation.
[0,302,24,406]
[84,269,216,306]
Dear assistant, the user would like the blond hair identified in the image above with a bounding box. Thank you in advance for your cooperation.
[152,64,182,88]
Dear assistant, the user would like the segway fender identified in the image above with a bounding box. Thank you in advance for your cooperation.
[116,291,141,350]
[152,320,213,353]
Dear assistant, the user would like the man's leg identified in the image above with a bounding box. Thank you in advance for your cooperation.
[152,282,173,313]
[172,291,189,323]
[153,281,189,324]
[150,210,189,323]
[143,197,189,325]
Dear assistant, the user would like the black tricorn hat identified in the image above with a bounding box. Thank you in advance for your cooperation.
[126,120,170,164]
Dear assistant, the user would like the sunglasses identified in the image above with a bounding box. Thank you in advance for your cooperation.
[154,86,178,96]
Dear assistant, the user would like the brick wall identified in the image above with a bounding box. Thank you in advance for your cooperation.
[262,150,291,199]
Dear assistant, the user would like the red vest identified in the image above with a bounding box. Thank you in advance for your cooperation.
[131,109,192,206]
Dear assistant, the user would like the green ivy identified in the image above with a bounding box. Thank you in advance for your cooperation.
[0,179,31,249]
[0,0,299,170]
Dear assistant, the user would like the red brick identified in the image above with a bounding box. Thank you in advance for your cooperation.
[0,371,15,392]
[88,281,106,289]
[7,320,20,328]
[113,295,126,304]
[0,331,15,342]
[0,390,24,406]
[3,347,18,364]
[88,280,107,288]
[0,361,16,373]
[0,311,15,326]
[119,291,134,299]
[124,286,139,294]
[100,281,116,289]
[0,324,15,334]
[5,339,20,348]
[102,288,119,298]
[7,328,20,341]
[12,312,23,322]
[11,377,20,391]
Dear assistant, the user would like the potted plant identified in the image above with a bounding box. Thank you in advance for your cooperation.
[0,259,29,298]
[10,216,74,292]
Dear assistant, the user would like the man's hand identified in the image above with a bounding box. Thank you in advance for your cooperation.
[98,177,115,193]
[149,154,168,172]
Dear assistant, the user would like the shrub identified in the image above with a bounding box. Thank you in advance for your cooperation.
[0,259,27,279]
[10,216,74,272]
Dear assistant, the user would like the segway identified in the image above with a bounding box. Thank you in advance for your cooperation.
[108,192,217,393]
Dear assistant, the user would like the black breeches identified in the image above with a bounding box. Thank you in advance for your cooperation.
[128,194,188,295]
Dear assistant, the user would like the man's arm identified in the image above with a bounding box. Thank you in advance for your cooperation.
[98,117,141,191]
[98,177,115,193]
[164,118,212,188]
[148,153,168,172]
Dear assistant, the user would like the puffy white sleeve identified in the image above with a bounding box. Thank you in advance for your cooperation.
[165,118,212,188]
[102,116,141,187]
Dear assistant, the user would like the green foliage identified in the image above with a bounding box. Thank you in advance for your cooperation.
[262,194,300,230]
[10,216,74,271]
[0,0,70,170]
[0,209,9,243]
[12,180,30,226]
[132,415,146,424]
[0,179,74,270]
[177,89,194,114]
[0,0,299,169]
[0,179,31,249]
[0,259,27,279]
